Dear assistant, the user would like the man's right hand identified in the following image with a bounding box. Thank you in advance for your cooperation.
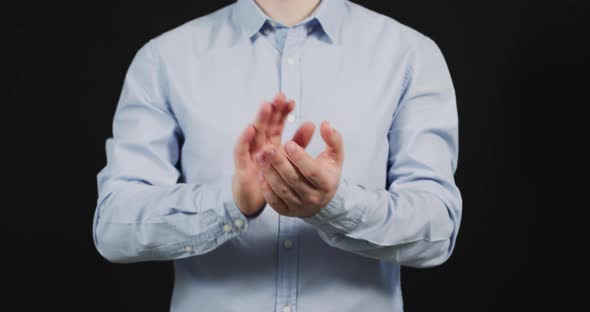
[232,92,315,217]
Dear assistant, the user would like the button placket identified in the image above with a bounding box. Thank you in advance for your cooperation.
[286,114,296,123]
[283,239,293,249]
[276,217,299,312]
[280,27,305,141]
[275,25,308,312]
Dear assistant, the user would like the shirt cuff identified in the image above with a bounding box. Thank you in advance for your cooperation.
[136,176,250,260]
[220,175,251,233]
[300,176,365,234]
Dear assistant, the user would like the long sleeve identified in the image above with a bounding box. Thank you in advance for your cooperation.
[301,36,462,268]
[92,41,249,264]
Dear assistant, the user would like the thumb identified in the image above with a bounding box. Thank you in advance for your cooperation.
[234,124,256,168]
[319,120,344,165]
[291,121,316,149]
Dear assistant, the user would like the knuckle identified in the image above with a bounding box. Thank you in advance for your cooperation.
[308,169,321,181]
[279,187,289,197]
[288,172,299,182]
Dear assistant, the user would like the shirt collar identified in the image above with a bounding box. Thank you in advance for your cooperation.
[231,0,346,43]
[313,0,346,43]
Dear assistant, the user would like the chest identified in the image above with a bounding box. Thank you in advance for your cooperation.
[169,40,405,184]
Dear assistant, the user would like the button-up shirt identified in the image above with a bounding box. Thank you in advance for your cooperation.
[92,0,462,311]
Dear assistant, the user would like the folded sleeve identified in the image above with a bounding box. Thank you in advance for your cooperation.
[301,36,462,268]
[92,41,249,263]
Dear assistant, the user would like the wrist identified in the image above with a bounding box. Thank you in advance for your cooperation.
[242,202,266,218]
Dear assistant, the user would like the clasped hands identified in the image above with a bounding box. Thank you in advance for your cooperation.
[232,92,344,218]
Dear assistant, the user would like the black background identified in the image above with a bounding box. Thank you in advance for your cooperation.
[6,0,588,311]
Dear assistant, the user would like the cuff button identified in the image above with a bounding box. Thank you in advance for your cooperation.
[234,219,244,229]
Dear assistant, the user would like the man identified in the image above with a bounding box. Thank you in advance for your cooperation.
[92,0,462,311]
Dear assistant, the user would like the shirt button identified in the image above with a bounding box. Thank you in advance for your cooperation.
[234,219,244,229]
[184,245,193,253]
[282,305,292,312]
[283,239,293,249]
[263,29,271,36]
[286,57,295,65]
[223,224,232,233]
[287,114,296,123]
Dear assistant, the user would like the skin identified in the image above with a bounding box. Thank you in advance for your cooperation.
[233,1,344,218]
[255,0,321,27]
[232,92,316,216]
[233,97,344,218]
[255,120,343,217]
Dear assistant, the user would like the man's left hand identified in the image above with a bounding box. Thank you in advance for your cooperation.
[255,120,344,217]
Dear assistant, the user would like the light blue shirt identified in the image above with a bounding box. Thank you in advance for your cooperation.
[92,0,462,311]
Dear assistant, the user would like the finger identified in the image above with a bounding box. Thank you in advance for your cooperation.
[291,121,315,148]
[252,102,273,151]
[255,146,302,207]
[257,171,291,216]
[275,99,295,137]
[270,99,295,147]
[264,144,316,198]
[319,120,344,165]
[283,140,325,189]
[269,92,287,136]
[234,124,256,169]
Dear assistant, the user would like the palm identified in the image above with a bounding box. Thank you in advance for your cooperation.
[233,93,299,215]
[242,144,290,207]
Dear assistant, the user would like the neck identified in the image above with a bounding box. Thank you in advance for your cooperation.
[254,0,321,27]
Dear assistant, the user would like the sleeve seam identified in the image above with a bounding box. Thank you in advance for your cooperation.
[365,236,451,250]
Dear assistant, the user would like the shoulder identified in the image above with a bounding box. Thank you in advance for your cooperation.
[344,0,437,53]
[141,3,238,61]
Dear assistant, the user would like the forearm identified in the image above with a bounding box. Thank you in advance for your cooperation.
[302,176,461,268]
[303,34,464,268]
[93,176,249,263]
[316,230,452,268]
